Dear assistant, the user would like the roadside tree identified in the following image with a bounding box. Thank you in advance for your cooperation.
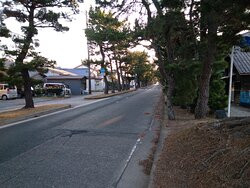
[1,0,82,108]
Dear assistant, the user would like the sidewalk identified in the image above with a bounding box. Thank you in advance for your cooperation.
[0,92,103,113]
[231,104,250,117]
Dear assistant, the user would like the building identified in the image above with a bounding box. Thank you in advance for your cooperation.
[45,67,104,95]
[225,46,250,106]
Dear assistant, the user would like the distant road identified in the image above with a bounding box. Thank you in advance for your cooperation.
[0,86,161,188]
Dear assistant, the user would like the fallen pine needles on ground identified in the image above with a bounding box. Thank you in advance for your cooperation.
[153,107,250,188]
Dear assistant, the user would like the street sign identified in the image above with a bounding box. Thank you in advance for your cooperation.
[100,68,105,73]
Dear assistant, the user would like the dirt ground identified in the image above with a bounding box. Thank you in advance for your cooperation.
[153,107,250,188]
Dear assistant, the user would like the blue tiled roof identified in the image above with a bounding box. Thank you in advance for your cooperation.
[60,68,89,77]
[231,47,250,75]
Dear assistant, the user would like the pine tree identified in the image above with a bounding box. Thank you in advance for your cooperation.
[1,0,82,108]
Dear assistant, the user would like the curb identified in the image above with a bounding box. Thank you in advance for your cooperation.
[84,89,136,100]
[0,104,71,126]
[148,95,168,188]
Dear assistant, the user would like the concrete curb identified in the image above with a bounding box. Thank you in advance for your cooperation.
[0,104,71,126]
[148,96,168,188]
[84,89,136,100]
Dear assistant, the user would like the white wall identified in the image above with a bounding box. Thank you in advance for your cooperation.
[86,79,104,92]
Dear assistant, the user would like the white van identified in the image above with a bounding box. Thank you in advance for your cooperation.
[0,84,18,100]
[43,83,71,97]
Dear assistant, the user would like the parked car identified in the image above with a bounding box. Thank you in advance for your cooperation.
[43,83,71,97]
[0,84,18,100]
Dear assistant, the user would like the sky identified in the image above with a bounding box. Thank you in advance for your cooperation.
[1,0,155,68]
[2,0,95,68]
[37,1,95,68]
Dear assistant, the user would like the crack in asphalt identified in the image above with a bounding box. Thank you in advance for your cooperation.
[61,130,89,138]
[60,129,138,138]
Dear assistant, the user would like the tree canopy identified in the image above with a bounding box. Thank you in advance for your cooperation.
[0,0,82,108]
[95,0,250,119]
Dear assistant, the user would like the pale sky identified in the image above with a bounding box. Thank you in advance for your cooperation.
[1,0,155,68]
[2,1,95,68]
[37,2,95,68]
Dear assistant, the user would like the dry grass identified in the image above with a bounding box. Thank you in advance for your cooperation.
[84,89,135,99]
[0,104,70,126]
[153,107,250,188]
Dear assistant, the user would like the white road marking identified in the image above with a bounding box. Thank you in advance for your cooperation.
[113,137,141,187]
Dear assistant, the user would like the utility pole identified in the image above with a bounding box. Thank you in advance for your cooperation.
[227,46,234,117]
[86,10,91,94]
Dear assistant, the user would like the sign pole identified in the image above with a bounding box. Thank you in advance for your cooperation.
[86,10,91,94]
[227,46,234,117]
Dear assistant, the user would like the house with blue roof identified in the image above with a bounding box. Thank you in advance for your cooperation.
[225,32,250,106]
[45,66,103,95]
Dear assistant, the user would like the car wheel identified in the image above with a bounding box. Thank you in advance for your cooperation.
[2,95,8,100]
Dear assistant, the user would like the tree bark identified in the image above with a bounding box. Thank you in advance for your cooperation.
[166,73,175,120]
[125,73,129,90]
[119,62,125,90]
[99,44,109,94]
[103,75,108,94]
[195,58,213,118]
[115,59,122,91]
[195,7,218,119]
[15,6,35,108]
[22,69,34,108]
[109,57,115,93]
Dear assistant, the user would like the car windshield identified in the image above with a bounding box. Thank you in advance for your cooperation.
[45,84,64,89]
[3,85,15,89]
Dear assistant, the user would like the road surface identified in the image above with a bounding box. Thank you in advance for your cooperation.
[0,93,102,113]
[0,86,161,188]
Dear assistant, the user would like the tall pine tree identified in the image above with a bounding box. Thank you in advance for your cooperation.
[1,0,82,108]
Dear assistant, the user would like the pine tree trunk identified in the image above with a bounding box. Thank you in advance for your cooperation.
[125,73,129,90]
[166,74,175,120]
[195,7,217,119]
[22,69,34,108]
[195,61,212,118]
[99,44,109,94]
[110,62,115,93]
[119,62,125,90]
[103,75,108,94]
[137,79,141,88]
[15,7,35,108]
[115,60,122,91]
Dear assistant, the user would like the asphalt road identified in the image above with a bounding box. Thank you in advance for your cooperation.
[0,93,102,112]
[0,86,161,188]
